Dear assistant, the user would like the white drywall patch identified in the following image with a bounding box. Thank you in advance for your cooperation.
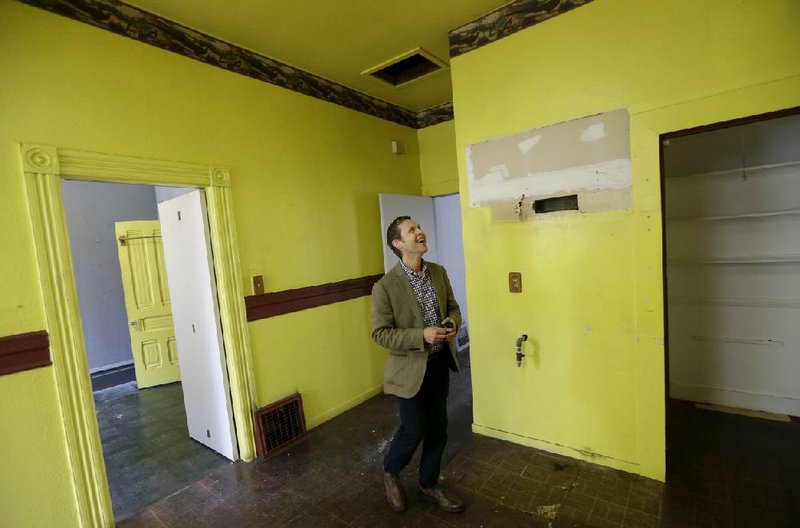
[580,123,606,142]
[466,109,631,211]
[518,135,542,154]
[480,164,509,186]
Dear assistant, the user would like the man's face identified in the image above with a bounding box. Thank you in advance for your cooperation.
[393,219,427,258]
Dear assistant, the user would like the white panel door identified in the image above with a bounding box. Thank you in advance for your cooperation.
[379,193,438,273]
[433,194,468,325]
[433,194,470,351]
[158,190,238,460]
[114,220,180,388]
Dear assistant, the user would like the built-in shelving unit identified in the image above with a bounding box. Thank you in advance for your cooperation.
[666,159,800,179]
[667,208,800,222]
[669,296,800,309]
[669,254,800,265]
[663,115,800,416]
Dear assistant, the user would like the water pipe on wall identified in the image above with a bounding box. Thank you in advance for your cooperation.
[515,334,528,367]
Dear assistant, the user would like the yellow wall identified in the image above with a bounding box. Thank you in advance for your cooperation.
[0,368,80,527]
[451,0,800,480]
[418,120,459,196]
[0,2,420,525]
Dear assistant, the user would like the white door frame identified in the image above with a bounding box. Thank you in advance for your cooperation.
[19,144,257,527]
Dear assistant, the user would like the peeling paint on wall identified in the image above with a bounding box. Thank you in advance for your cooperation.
[466,109,632,211]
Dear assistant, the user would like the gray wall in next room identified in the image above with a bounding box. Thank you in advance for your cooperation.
[62,180,159,372]
[155,186,195,203]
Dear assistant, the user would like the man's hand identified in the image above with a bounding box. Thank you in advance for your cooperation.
[441,317,457,340]
[423,318,457,345]
[423,326,449,345]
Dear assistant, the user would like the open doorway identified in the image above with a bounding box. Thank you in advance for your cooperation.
[61,180,236,520]
[377,191,474,464]
[378,192,470,354]
[20,145,255,525]
[661,110,800,499]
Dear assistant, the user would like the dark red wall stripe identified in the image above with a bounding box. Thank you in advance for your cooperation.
[1,276,383,371]
[0,330,51,376]
[245,274,383,322]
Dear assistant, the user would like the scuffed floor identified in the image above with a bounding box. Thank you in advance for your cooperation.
[95,381,230,520]
[117,352,800,527]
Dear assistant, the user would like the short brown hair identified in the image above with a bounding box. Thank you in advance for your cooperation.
[386,215,410,259]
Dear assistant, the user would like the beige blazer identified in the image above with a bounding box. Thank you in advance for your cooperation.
[371,261,461,398]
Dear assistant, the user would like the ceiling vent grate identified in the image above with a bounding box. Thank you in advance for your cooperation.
[254,393,307,457]
[363,48,448,87]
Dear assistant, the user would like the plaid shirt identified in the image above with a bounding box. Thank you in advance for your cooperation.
[400,260,443,353]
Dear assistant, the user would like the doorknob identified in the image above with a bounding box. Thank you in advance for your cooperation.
[130,320,138,330]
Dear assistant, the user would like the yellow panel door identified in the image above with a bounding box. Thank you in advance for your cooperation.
[115,220,181,388]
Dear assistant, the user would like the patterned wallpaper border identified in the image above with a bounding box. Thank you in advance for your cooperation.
[19,0,456,128]
[449,0,595,58]
[417,101,455,129]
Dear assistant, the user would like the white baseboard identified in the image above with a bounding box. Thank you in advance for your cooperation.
[670,383,800,416]
[89,359,134,375]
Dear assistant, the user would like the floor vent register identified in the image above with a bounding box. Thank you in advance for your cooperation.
[254,392,308,457]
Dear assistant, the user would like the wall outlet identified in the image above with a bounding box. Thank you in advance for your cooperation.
[509,272,522,293]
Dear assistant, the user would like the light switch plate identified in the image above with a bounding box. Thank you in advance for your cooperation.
[252,275,265,295]
[509,272,522,293]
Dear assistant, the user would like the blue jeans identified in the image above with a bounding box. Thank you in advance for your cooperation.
[383,351,450,488]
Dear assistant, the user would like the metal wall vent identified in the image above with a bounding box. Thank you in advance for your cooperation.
[254,392,307,457]
[362,48,448,87]
[533,194,579,214]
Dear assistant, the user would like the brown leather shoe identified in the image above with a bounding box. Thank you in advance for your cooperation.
[383,472,406,513]
[419,486,465,513]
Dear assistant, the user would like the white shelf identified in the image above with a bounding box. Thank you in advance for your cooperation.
[667,208,800,222]
[666,159,800,179]
[669,254,800,265]
[669,296,800,309]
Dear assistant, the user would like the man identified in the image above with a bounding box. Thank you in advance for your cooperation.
[371,215,465,514]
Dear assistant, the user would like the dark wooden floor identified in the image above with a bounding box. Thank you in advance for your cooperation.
[94,381,230,520]
[116,351,800,527]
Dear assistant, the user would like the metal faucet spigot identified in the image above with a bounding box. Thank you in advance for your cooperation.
[515,334,528,367]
